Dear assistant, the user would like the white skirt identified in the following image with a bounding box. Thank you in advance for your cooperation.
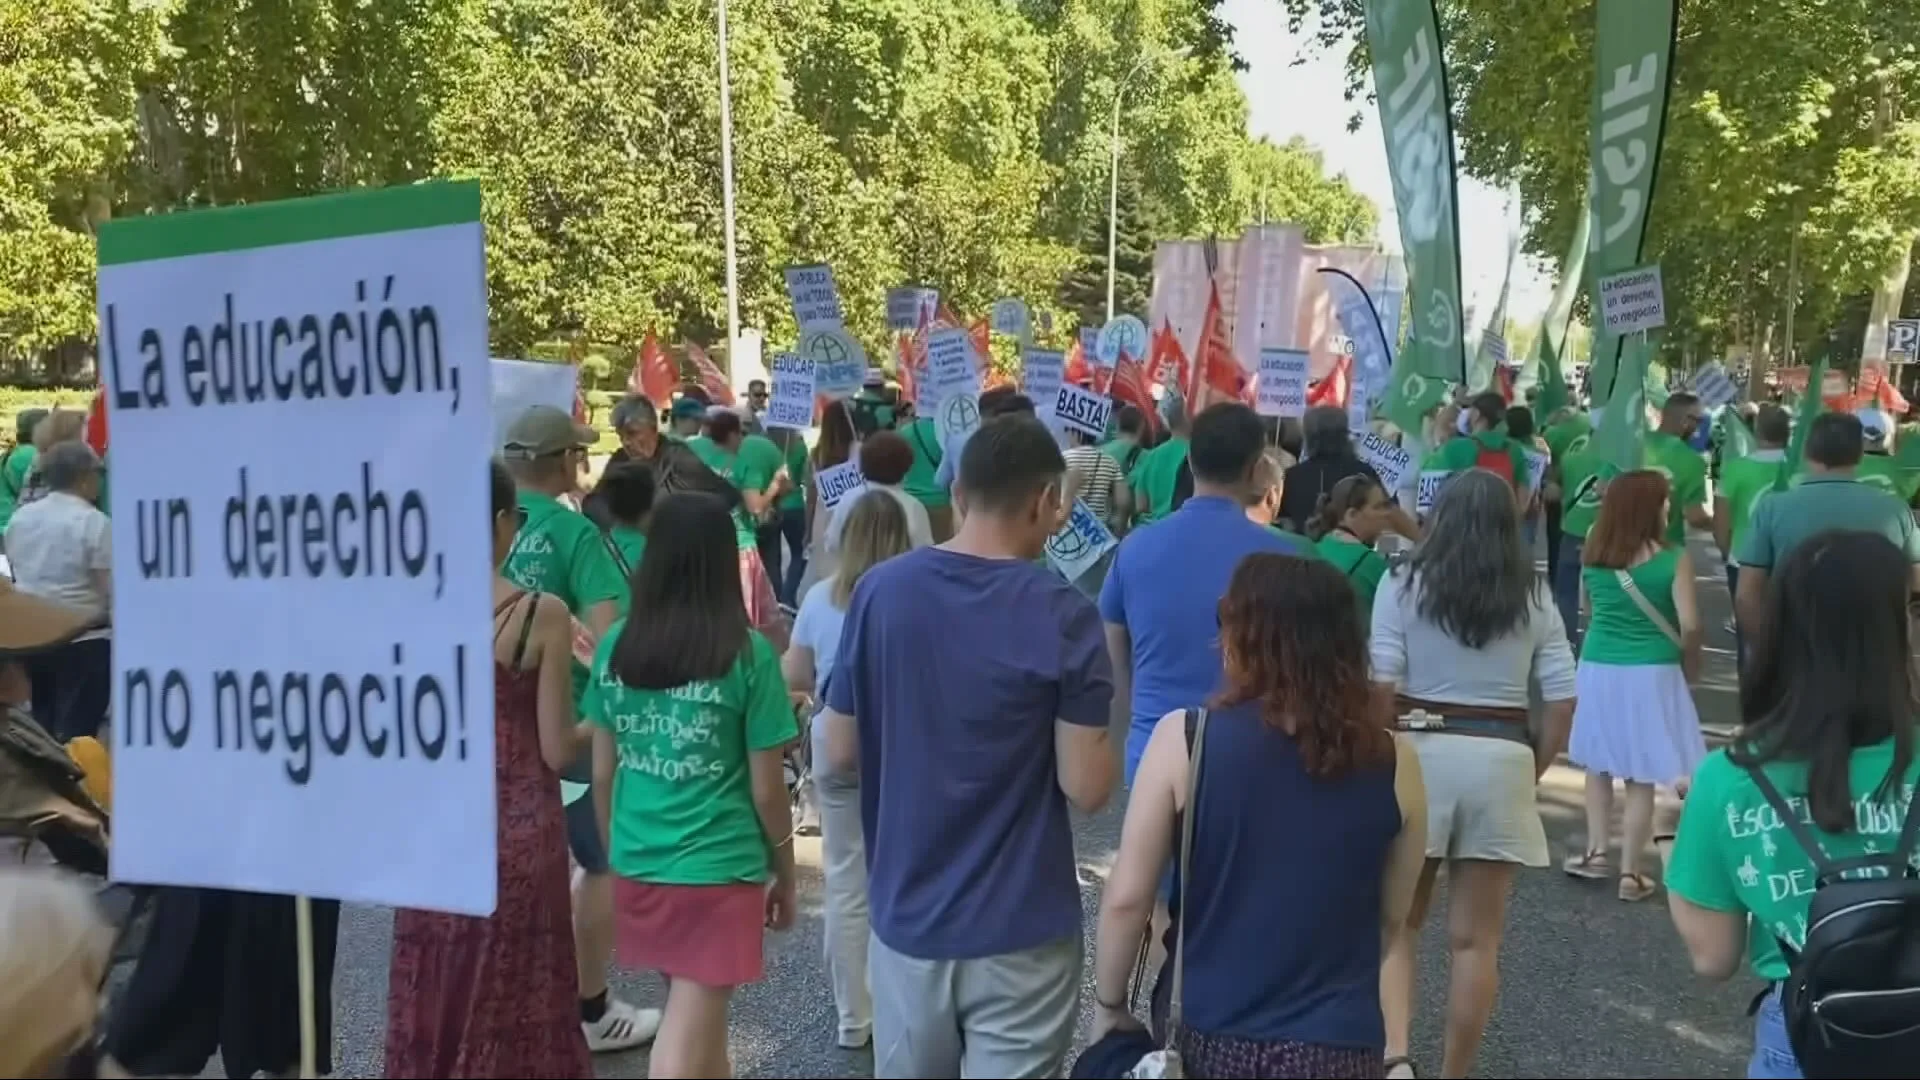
[1569,660,1707,785]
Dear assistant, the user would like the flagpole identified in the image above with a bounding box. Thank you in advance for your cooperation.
[716,0,742,358]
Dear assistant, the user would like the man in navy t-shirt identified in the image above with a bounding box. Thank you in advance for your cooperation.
[1101,402,1310,782]
[822,415,1117,1078]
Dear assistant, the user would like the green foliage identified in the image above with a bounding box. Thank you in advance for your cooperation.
[1280,0,1920,364]
[2,0,1378,388]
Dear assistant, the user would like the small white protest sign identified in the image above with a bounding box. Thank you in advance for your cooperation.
[1355,431,1413,491]
[1257,348,1310,418]
[1598,265,1667,336]
[815,459,866,511]
[800,325,866,400]
[765,353,815,430]
[1051,383,1112,439]
[490,358,578,449]
[1045,499,1117,583]
[1690,362,1738,408]
[885,285,940,331]
[991,298,1031,340]
[925,327,979,401]
[1023,348,1064,413]
[936,392,982,447]
[1522,447,1550,493]
[1415,470,1452,515]
[784,262,843,329]
[1096,315,1147,368]
[98,181,497,915]
[1079,326,1099,357]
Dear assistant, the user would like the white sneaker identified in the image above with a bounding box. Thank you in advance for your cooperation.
[838,1024,872,1049]
[583,997,661,1053]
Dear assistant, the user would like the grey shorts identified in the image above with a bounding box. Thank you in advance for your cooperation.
[869,934,1081,1079]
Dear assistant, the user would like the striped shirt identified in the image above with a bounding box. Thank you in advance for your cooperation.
[1065,445,1124,519]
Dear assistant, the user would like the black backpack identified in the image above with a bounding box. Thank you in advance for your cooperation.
[1746,765,1920,1078]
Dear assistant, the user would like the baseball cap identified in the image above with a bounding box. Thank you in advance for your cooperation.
[669,398,708,421]
[501,404,596,460]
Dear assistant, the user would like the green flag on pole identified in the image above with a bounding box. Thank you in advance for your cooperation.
[1588,0,1679,401]
[1593,336,1655,473]
[1518,187,1591,401]
[1718,407,1756,460]
[1380,362,1451,436]
[1366,0,1467,384]
[1777,358,1829,491]
[1534,329,1571,418]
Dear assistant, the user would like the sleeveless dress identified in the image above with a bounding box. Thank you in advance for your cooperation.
[384,592,592,1078]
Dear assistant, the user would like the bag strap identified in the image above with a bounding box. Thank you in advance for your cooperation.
[1614,565,1683,649]
[1168,706,1209,1042]
[600,529,632,577]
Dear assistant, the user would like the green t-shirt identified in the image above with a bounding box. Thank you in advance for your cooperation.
[1717,452,1785,562]
[504,491,628,618]
[688,434,782,549]
[0,443,35,530]
[779,437,810,512]
[1544,415,1592,468]
[1314,533,1389,613]
[1559,449,1606,539]
[1434,431,1530,490]
[583,628,798,885]
[1665,740,1920,981]
[1580,546,1683,665]
[1266,524,1322,555]
[1129,436,1189,525]
[604,525,646,615]
[1644,431,1709,545]
[900,418,949,509]
[1100,438,1148,476]
[1735,475,1920,571]
[1854,453,1920,502]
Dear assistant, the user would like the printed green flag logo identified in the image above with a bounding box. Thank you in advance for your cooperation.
[1367,0,1466,384]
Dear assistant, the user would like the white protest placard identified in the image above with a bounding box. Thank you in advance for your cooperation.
[765,353,815,430]
[1023,348,1064,413]
[1886,319,1918,362]
[1690,362,1738,407]
[991,297,1031,340]
[799,325,866,400]
[1257,348,1310,418]
[1415,470,1452,515]
[935,392,981,447]
[1045,499,1117,583]
[1355,431,1413,491]
[1079,326,1099,357]
[925,327,979,401]
[490,358,578,449]
[1051,383,1112,439]
[98,182,496,915]
[1598,265,1666,336]
[885,286,939,332]
[784,262,843,329]
[1522,447,1550,494]
[1096,315,1147,367]
[815,459,866,511]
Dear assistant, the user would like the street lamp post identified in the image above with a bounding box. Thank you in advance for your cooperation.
[1106,46,1189,323]
[717,0,742,359]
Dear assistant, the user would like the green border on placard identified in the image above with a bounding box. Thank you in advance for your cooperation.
[97,180,481,267]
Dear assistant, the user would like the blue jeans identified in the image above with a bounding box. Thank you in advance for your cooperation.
[1749,987,1804,1078]
[1552,534,1585,651]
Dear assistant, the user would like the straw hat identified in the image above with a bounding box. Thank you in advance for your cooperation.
[0,869,111,1074]
[0,579,94,656]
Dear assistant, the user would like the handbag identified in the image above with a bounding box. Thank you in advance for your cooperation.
[1614,568,1683,649]
[1072,708,1208,1079]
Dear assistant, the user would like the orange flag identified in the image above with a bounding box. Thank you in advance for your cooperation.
[684,342,735,406]
[1191,281,1246,409]
[1111,348,1159,430]
[630,331,678,407]
[1148,318,1192,399]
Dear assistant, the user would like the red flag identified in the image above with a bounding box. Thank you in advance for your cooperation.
[1148,318,1192,399]
[1064,339,1094,387]
[1111,349,1159,430]
[1308,353,1353,409]
[85,386,108,456]
[895,332,922,405]
[1191,281,1245,409]
[684,342,735,406]
[969,320,992,373]
[630,331,677,407]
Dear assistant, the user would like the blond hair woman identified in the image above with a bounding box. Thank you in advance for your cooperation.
[0,870,113,1077]
[781,490,914,1050]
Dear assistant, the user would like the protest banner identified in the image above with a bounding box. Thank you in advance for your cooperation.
[98,181,496,916]
[1257,348,1310,418]
[1689,362,1738,407]
[925,327,979,401]
[1356,431,1414,491]
[1096,315,1147,367]
[1415,469,1451,515]
[800,326,866,399]
[765,353,815,429]
[784,263,843,329]
[991,297,1031,340]
[1023,348,1064,413]
[885,285,939,331]
[936,392,981,447]
[490,358,577,449]
[1598,266,1667,336]
[1045,500,1117,583]
[815,459,866,511]
[1051,383,1112,439]
[1523,448,1550,494]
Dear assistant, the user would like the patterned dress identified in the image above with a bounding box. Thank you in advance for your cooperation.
[384,594,591,1078]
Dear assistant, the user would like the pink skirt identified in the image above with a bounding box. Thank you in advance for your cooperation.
[613,879,766,988]
[739,547,788,649]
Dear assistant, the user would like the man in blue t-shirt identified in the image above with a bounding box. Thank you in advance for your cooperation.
[822,415,1116,1079]
[1101,401,1310,782]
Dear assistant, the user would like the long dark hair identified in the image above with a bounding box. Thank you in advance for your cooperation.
[1732,530,1917,832]
[1403,468,1535,648]
[813,401,857,470]
[607,493,749,689]
[1213,553,1390,777]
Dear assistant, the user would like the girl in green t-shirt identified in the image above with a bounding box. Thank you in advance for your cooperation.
[1305,474,1394,615]
[584,492,799,1073]
[589,460,657,615]
[1564,469,1705,902]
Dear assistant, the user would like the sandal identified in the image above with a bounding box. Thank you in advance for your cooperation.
[1384,1056,1418,1079]
[1562,849,1611,880]
[1618,871,1658,902]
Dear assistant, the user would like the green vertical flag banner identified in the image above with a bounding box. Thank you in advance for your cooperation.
[1380,364,1451,436]
[1367,0,1467,384]
[1588,0,1679,400]
[1534,330,1571,418]
[1594,336,1655,472]
[1777,358,1828,491]
[1719,408,1756,459]
[1519,187,1592,399]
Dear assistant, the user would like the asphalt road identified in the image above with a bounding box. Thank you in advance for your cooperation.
[300,534,1758,1079]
